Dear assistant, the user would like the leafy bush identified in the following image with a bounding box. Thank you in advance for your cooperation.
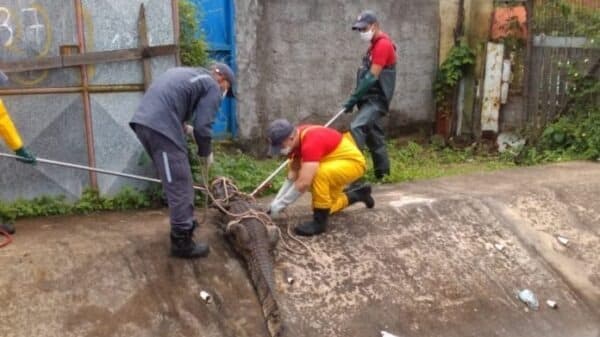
[179,0,209,66]
[434,41,476,105]
[515,59,600,164]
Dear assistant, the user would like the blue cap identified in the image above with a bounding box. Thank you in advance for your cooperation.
[213,62,236,97]
[352,10,378,30]
[267,119,294,156]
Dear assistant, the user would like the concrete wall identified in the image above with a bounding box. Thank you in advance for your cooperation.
[234,0,440,146]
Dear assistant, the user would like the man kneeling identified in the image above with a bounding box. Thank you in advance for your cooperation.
[267,119,374,236]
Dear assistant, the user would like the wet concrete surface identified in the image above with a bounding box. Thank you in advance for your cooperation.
[1,161,599,337]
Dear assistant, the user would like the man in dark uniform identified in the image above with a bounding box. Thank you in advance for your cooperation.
[343,10,397,180]
[130,63,235,258]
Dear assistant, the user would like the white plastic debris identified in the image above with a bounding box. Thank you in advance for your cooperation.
[497,132,526,154]
[557,236,569,246]
[518,289,539,310]
[200,290,212,303]
[546,300,558,309]
[381,331,399,337]
[495,243,505,252]
[287,277,295,285]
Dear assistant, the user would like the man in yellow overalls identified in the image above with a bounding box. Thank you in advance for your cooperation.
[267,118,374,236]
[0,70,37,234]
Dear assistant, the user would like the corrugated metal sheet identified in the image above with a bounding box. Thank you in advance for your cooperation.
[0,0,178,201]
[481,42,504,133]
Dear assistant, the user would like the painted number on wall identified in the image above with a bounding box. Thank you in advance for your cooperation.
[0,4,52,85]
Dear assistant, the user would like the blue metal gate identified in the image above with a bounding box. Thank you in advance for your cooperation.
[192,0,237,139]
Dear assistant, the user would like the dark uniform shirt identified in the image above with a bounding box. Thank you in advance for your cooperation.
[130,67,222,156]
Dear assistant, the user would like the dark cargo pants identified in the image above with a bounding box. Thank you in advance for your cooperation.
[350,99,390,178]
[132,124,195,231]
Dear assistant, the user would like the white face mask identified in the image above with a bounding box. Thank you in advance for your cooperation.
[222,90,227,99]
[360,29,374,42]
[280,147,292,156]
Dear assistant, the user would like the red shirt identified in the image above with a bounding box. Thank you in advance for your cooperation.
[369,32,396,67]
[290,125,343,162]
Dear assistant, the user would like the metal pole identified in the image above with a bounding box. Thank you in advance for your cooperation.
[74,0,98,189]
[0,152,207,192]
[250,108,347,197]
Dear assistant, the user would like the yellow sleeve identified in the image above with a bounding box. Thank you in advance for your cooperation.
[0,99,24,151]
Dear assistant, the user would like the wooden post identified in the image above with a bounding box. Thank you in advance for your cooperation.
[138,4,152,91]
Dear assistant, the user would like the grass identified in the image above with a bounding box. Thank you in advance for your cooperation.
[0,138,518,221]
[208,139,516,196]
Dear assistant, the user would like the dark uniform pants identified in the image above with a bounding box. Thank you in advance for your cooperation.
[133,124,195,231]
[350,99,390,177]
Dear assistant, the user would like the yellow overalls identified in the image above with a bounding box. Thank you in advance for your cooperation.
[297,128,366,213]
[0,99,24,151]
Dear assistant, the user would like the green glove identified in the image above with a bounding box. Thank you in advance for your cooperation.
[15,147,36,165]
[343,72,378,113]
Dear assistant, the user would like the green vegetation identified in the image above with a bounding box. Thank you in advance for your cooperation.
[534,0,600,42]
[434,41,476,106]
[0,141,516,221]
[201,141,514,194]
[369,141,514,183]
[433,41,476,131]
[515,59,600,164]
[512,0,599,164]
[179,0,209,66]
[0,186,163,223]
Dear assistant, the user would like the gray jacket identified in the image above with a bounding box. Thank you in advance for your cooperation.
[130,67,222,156]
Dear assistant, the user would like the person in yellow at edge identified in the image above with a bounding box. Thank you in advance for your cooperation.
[266,118,374,236]
[0,70,37,235]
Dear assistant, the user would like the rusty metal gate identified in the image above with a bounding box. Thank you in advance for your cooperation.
[526,0,600,128]
[0,0,179,201]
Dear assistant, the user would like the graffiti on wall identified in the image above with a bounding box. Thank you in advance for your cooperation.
[0,2,104,86]
[0,4,51,85]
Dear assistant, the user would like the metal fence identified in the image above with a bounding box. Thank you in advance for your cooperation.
[526,0,599,128]
[0,0,179,202]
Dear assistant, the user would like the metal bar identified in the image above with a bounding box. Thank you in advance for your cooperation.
[172,0,181,66]
[533,36,597,49]
[522,0,534,126]
[0,152,207,192]
[74,0,98,189]
[0,84,145,96]
[0,45,177,73]
[138,4,152,91]
[250,108,346,197]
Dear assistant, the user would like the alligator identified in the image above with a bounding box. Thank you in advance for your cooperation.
[211,178,283,337]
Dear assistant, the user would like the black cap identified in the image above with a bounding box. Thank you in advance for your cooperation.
[213,62,236,97]
[267,119,294,156]
[352,10,378,30]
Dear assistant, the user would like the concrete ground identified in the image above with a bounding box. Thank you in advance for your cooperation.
[1,161,599,337]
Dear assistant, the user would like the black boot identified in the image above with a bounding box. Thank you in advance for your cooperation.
[374,169,389,180]
[344,178,367,193]
[170,226,210,258]
[346,184,375,208]
[294,208,329,236]
[0,223,15,235]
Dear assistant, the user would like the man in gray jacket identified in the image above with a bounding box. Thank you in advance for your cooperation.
[130,63,235,258]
